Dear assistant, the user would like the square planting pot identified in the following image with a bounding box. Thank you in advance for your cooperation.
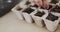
[11,0,34,21]
[56,1,60,5]
[19,0,35,9]
[50,5,60,17]
[43,13,60,31]
[19,0,29,8]
[12,4,25,20]
[30,9,48,27]
[22,7,37,23]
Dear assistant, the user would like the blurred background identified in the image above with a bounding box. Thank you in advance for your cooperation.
[0,0,21,17]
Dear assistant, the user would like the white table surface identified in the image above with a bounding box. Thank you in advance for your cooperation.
[0,11,60,32]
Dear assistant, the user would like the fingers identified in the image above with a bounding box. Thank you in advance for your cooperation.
[43,0,49,9]
[33,0,49,9]
[33,0,43,6]
[38,0,43,6]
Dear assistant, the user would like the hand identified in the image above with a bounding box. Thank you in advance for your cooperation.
[33,0,49,9]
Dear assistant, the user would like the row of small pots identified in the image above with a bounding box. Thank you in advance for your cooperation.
[11,0,60,32]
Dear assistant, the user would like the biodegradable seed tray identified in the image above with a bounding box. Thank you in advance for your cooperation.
[12,0,60,31]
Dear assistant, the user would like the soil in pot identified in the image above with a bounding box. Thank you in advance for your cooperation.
[50,5,60,13]
[25,1,31,5]
[35,11,45,17]
[50,0,59,4]
[47,5,52,10]
[17,8,22,11]
[23,7,35,14]
[46,13,59,21]
[31,4,38,8]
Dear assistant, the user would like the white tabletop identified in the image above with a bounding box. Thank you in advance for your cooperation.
[0,11,60,32]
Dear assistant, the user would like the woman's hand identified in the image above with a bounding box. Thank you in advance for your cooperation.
[33,0,49,9]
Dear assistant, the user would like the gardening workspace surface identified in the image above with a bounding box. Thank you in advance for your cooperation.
[0,11,60,32]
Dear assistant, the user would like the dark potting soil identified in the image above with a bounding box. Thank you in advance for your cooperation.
[47,5,52,10]
[46,13,58,21]
[23,8,34,14]
[31,4,38,8]
[50,0,59,4]
[35,11,45,17]
[25,1,31,5]
[50,5,60,13]
[17,8,22,11]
